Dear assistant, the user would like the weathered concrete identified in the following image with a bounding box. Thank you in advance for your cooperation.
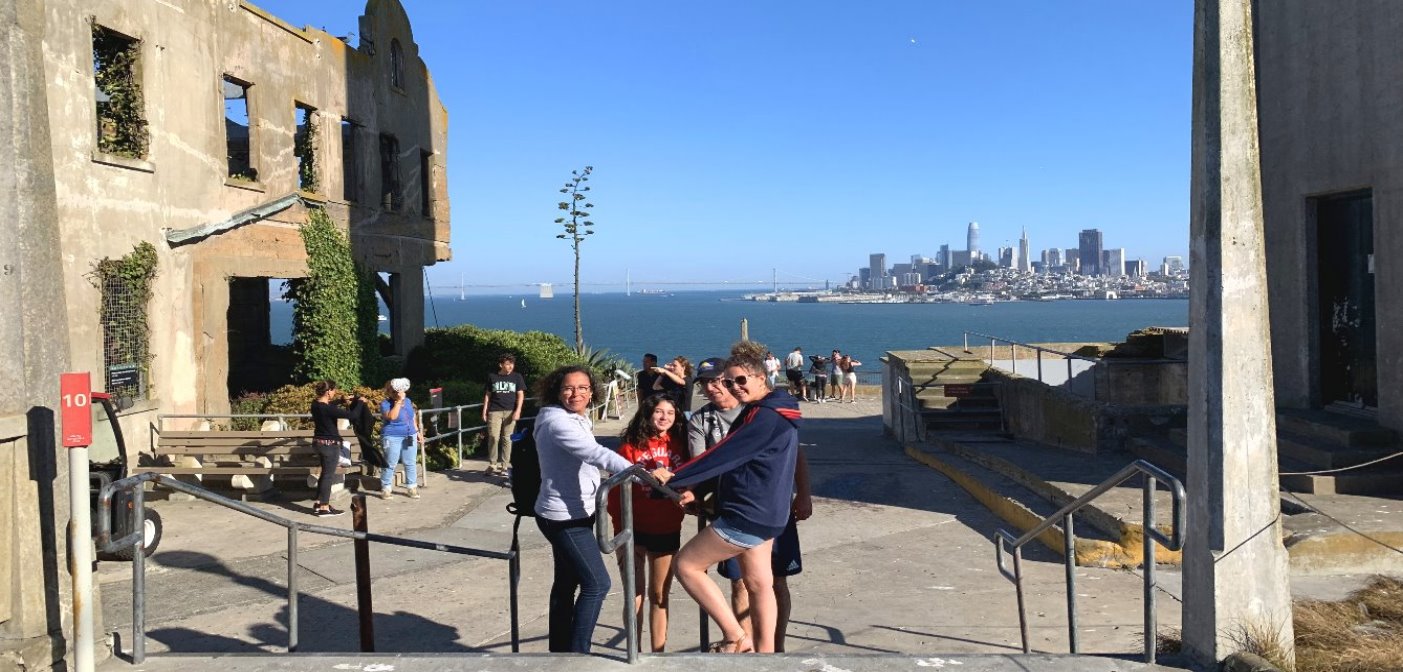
[1182,0,1294,665]
[101,652,1186,672]
[1,0,80,668]
[40,0,450,430]
[1255,2,1402,432]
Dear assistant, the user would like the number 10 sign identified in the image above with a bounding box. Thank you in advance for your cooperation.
[60,372,92,448]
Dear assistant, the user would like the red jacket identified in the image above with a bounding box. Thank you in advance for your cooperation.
[607,434,686,536]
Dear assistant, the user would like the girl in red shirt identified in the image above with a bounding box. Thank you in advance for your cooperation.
[607,393,686,652]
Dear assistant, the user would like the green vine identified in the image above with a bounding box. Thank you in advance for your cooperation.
[92,24,149,159]
[88,241,158,397]
[287,209,377,388]
[294,108,319,193]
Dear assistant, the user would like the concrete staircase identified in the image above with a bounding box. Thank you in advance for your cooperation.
[909,348,1004,432]
[1126,409,1403,496]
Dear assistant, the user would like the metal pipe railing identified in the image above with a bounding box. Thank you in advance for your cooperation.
[96,471,520,663]
[963,330,1187,400]
[993,459,1185,664]
[593,465,682,663]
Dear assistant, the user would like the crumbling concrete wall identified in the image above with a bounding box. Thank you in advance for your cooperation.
[40,0,451,430]
[991,369,1187,455]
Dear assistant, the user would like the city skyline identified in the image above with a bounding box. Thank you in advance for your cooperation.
[253,0,1192,294]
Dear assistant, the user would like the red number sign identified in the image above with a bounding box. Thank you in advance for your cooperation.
[60,372,92,448]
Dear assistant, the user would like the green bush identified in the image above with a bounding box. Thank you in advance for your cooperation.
[287,208,380,388]
[404,324,580,389]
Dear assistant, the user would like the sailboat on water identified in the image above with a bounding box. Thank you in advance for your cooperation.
[520,299,526,308]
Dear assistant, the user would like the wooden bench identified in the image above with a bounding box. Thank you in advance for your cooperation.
[146,430,365,489]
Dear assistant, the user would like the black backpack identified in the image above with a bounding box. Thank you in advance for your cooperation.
[507,420,540,517]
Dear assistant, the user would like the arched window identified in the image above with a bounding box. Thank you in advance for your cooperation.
[390,39,404,89]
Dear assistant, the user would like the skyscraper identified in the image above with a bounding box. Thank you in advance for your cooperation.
[1017,227,1031,272]
[1105,248,1126,277]
[967,222,980,259]
[938,244,951,270]
[868,253,886,289]
[1078,229,1103,276]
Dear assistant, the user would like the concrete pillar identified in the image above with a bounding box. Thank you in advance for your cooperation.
[0,0,79,668]
[390,267,425,357]
[1183,0,1295,665]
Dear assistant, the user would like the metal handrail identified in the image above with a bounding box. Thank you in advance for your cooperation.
[993,459,1186,664]
[593,465,682,663]
[962,330,1185,400]
[97,471,520,663]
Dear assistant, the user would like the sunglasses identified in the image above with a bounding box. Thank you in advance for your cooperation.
[720,375,757,389]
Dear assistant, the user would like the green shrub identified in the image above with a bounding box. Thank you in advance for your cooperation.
[287,209,380,388]
[404,324,580,389]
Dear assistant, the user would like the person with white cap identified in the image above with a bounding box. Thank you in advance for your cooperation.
[379,377,420,499]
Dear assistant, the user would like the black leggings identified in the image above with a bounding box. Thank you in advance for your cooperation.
[313,439,340,505]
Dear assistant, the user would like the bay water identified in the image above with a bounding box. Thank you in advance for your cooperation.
[272,291,1188,381]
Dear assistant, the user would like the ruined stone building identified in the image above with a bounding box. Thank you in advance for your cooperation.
[3,0,448,667]
[1255,2,1400,434]
[59,0,450,429]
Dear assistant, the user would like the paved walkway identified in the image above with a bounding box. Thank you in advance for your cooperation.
[98,396,1184,668]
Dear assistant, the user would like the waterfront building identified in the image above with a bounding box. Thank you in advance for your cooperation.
[1078,228,1103,276]
[858,267,871,288]
[1105,248,1127,277]
[966,221,980,259]
[868,252,887,289]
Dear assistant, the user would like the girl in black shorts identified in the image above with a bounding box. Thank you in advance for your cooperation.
[605,394,687,652]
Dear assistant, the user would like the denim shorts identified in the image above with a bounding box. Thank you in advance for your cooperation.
[709,516,767,550]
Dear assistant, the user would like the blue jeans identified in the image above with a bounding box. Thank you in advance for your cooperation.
[381,434,418,490]
[536,515,611,653]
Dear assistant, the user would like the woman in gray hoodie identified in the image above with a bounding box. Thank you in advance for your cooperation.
[533,365,670,653]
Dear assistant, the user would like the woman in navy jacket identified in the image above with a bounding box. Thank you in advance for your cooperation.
[667,347,801,653]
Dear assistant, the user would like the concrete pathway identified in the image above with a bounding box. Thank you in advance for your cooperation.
[98,397,1184,668]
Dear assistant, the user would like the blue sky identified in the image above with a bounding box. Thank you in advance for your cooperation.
[256,1,1192,293]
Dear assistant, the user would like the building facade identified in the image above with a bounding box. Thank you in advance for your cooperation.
[1078,228,1103,276]
[1256,1,1401,428]
[49,0,450,428]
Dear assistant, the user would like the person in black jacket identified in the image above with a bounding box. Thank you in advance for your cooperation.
[667,346,801,653]
[309,380,366,517]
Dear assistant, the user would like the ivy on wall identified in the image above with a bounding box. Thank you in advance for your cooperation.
[294,108,319,193]
[287,209,379,388]
[89,241,158,397]
[92,24,149,159]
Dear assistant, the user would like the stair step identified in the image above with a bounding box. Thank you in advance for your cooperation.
[1127,432,1403,497]
[1277,408,1396,447]
[1276,430,1401,469]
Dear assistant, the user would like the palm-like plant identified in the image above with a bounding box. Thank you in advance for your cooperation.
[555,166,595,354]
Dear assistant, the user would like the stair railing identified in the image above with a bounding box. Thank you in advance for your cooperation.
[97,471,521,664]
[594,465,684,663]
[993,459,1185,664]
[964,330,1100,397]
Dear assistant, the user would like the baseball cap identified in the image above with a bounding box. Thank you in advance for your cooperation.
[695,357,726,380]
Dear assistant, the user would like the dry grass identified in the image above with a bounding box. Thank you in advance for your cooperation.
[1154,576,1403,672]
[1293,575,1403,672]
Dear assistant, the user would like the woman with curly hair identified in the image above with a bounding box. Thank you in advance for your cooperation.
[667,343,801,653]
[606,394,687,652]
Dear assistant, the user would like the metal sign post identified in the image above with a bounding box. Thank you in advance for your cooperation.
[60,372,94,672]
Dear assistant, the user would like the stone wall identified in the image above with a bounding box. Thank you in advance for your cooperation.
[991,369,1187,455]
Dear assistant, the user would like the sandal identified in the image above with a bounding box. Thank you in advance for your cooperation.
[708,632,753,653]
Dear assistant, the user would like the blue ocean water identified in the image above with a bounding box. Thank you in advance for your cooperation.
[271,291,1188,381]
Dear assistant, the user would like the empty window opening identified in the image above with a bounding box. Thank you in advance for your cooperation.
[390,39,404,89]
[341,118,359,201]
[380,133,401,211]
[93,25,148,159]
[228,278,296,399]
[223,77,255,180]
[420,150,433,217]
[294,103,319,193]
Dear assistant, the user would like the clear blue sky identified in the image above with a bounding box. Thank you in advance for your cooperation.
[256,1,1192,293]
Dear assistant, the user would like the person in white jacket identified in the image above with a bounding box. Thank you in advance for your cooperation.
[533,365,670,653]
